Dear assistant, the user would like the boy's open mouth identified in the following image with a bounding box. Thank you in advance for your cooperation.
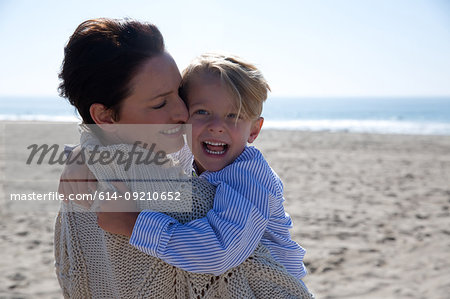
[203,141,228,155]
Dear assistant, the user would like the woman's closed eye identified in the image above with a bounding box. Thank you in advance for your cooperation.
[152,99,167,109]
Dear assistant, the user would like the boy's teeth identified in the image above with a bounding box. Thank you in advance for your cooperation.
[203,141,227,155]
[205,148,225,155]
[204,141,226,146]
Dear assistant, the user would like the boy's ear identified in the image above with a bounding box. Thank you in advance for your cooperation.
[247,117,264,143]
[90,104,117,131]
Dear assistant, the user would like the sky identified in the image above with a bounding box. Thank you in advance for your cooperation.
[0,0,449,98]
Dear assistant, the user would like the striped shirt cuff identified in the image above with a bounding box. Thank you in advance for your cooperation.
[129,210,175,257]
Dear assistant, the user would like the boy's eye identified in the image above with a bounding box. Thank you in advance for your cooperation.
[152,100,167,109]
[194,109,208,115]
[227,113,240,119]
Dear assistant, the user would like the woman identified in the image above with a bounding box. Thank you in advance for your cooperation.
[55,18,313,298]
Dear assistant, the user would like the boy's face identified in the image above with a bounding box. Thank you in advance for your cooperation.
[186,73,263,174]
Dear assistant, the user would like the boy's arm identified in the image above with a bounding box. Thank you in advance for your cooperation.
[128,150,278,275]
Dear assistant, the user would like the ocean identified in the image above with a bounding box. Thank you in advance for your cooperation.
[1,96,450,135]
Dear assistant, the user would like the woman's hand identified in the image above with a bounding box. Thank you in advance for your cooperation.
[58,145,97,208]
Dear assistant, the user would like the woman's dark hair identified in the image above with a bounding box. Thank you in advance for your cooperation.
[58,18,165,124]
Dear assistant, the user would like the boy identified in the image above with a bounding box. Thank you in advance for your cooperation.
[129,53,307,281]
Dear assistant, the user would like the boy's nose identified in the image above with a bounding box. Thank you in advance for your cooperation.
[208,117,224,133]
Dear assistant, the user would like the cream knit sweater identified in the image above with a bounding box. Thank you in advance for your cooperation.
[54,131,314,298]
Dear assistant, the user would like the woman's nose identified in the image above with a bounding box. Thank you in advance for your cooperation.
[172,95,189,123]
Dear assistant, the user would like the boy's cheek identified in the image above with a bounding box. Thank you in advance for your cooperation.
[187,120,202,137]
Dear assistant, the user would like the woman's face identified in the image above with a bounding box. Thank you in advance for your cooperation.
[110,52,189,152]
[118,52,188,125]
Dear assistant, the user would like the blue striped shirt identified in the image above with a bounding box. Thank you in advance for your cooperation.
[130,146,307,280]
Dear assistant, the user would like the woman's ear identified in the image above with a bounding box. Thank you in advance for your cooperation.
[89,104,118,132]
[247,117,264,143]
[90,103,115,124]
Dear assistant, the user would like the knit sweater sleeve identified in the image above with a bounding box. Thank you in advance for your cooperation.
[54,203,92,298]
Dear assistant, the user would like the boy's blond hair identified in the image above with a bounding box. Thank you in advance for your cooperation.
[180,53,270,120]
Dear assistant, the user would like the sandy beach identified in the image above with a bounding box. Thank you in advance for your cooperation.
[1,123,449,298]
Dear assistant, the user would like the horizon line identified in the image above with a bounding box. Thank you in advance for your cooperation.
[1,95,450,99]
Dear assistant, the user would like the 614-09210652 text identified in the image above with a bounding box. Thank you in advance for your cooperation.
[93,191,182,201]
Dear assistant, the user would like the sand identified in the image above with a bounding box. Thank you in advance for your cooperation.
[1,122,449,298]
